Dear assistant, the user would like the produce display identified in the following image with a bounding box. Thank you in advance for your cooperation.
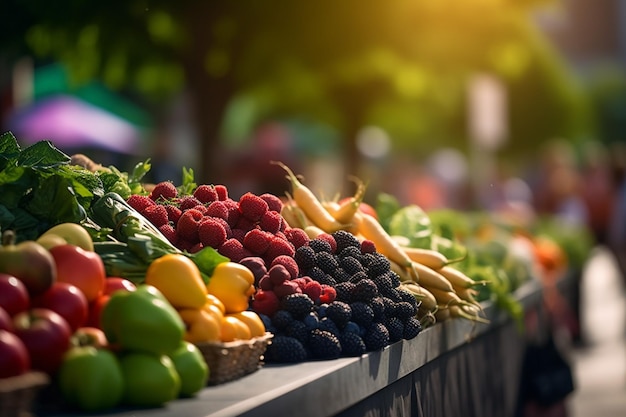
[0,131,588,414]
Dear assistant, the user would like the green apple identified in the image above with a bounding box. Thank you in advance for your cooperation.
[170,341,209,397]
[57,346,124,412]
[119,352,181,407]
[37,223,94,252]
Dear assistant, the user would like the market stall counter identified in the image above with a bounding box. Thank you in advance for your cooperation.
[37,272,566,417]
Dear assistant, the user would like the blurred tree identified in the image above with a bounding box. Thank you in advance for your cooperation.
[1,0,591,183]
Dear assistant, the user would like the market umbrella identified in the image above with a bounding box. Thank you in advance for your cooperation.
[5,95,148,155]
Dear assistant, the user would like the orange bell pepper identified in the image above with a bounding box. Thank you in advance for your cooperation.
[206,262,255,314]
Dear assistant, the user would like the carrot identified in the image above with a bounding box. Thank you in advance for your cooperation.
[417,310,437,328]
[437,265,488,289]
[330,176,368,224]
[449,305,490,324]
[434,307,451,322]
[452,286,483,310]
[402,247,450,270]
[304,225,326,239]
[353,211,414,269]
[411,261,455,292]
[273,161,346,233]
[281,199,310,229]
[400,281,437,312]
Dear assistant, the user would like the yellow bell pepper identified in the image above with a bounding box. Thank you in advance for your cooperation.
[178,308,221,343]
[206,262,255,314]
[145,254,207,309]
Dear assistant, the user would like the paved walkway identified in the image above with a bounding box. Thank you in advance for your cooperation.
[568,246,626,417]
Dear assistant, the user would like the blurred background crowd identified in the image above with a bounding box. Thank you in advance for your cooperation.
[1,0,626,263]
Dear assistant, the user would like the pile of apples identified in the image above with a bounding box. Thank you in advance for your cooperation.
[0,223,133,379]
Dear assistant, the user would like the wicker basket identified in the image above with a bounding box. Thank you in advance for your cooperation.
[195,333,273,385]
[0,372,49,417]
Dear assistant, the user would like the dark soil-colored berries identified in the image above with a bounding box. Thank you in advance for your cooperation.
[370,297,386,320]
[334,281,355,303]
[338,246,362,261]
[395,301,417,320]
[340,332,367,357]
[294,245,316,272]
[349,301,375,327]
[373,271,396,293]
[403,317,422,340]
[332,230,361,254]
[308,329,342,360]
[364,322,390,351]
[340,256,364,276]
[284,320,310,344]
[365,253,392,278]
[352,278,379,302]
[272,310,295,330]
[281,293,315,319]
[264,336,308,363]
[385,317,404,343]
[332,268,351,283]
[325,301,352,329]
[316,233,337,253]
[316,251,339,274]
[318,317,341,337]
[309,238,333,254]
[349,270,369,284]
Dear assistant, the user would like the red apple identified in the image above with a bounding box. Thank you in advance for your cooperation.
[33,282,89,332]
[104,277,137,295]
[0,329,30,378]
[0,306,14,332]
[0,273,30,316]
[86,294,110,329]
[13,308,72,374]
[71,326,108,348]
[49,244,106,302]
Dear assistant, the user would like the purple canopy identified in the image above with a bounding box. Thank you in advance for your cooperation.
[5,95,147,155]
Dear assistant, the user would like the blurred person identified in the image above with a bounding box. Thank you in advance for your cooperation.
[607,142,626,287]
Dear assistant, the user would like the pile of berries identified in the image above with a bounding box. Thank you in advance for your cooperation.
[256,230,423,363]
[126,182,309,266]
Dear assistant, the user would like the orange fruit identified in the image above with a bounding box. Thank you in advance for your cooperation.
[230,311,266,338]
[220,315,252,342]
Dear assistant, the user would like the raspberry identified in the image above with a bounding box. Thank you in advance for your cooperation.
[126,194,155,212]
[218,238,250,262]
[317,233,337,254]
[176,238,195,252]
[223,199,241,227]
[213,217,233,239]
[176,208,204,242]
[158,223,178,245]
[189,242,204,254]
[231,228,246,242]
[303,280,322,302]
[198,217,228,248]
[179,196,203,211]
[360,239,377,254]
[193,184,218,204]
[251,289,280,317]
[149,181,178,202]
[234,216,257,233]
[164,204,182,224]
[258,275,273,290]
[259,193,283,213]
[239,256,268,284]
[284,227,310,249]
[268,264,291,285]
[238,192,269,222]
[142,204,168,227]
[214,184,229,201]
[270,255,299,280]
[242,229,273,255]
[259,210,283,234]
[265,236,296,262]
[204,200,229,220]
[273,280,302,299]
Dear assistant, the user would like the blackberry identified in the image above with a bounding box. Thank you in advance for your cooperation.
[316,303,329,318]
[332,230,361,254]
[265,335,308,363]
[285,320,310,344]
[258,313,276,334]
[365,253,392,277]
[370,297,386,320]
[385,317,404,343]
[398,287,420,309]
[403,316,422,340]
[339,255,364,276]
[349,301,374,327]
[318,317,341,337]
[373,271,395,293]
[272,310,295,330]
[352,278,379,302]
[388,271,402,288]
[359,253,377,268]
[395,301,417,320]
[316,272,337,287]
[342,321,364,336]
[338,246,362,260]
[308,329,342,360]
[349,270,369,284]
[309,238,333,254]
[382,297,398,317]
[340,332,367,357]
[384,287,403,303]
[308,266,328,283]
[334,282,356,303]
[316,251,339,274]
[294,245,317,272]
[332,267,351,283]
[364,322,390,351]
[281,293,315,319]
[325,301,352,328]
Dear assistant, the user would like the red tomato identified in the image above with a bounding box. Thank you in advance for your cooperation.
[49,244,106,302]
[104,277,137,295]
